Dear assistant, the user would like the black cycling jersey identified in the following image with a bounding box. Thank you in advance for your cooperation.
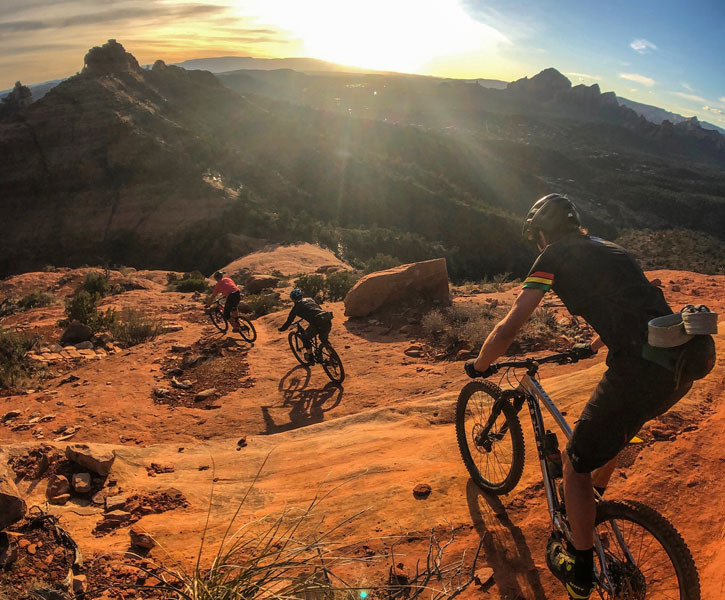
[522,234,671,355]
[280,298,330,331]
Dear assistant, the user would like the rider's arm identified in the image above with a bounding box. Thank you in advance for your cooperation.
[278,304,299,331]
[473,287,546,372]
[205,290,218,307]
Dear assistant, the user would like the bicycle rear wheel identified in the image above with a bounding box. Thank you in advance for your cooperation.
[320,343,344,384]
[593,500,700,600]
[288,331,311,366]
[235,316,257,343]
[455,380,525,494]
[209,306,228,332]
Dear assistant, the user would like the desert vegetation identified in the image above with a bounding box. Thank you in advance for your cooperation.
[0,328,39,389]
[166,271,211,293]
[109,308,164,347]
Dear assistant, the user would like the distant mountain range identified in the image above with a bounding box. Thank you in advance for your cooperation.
[617,96,725,135]
[1,41,723,279]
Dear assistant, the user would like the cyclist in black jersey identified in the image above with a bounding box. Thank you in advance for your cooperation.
[278,288,333,361]
[464,194,693,600]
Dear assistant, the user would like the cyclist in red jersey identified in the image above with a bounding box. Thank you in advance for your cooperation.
[205,271,242,331]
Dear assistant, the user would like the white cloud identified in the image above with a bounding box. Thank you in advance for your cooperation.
[681,82,693,92]
[630,38,657,53]
[703,106,724,115]
[720,97,725,104]
[566,72,600,81]
[670,91,707,103]
[619,73,655,86]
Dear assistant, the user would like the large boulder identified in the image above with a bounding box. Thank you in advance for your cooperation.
[0,463,26,530]
[344,258,450,317]
[245,274,279,294]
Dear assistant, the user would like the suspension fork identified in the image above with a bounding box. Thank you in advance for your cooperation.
[473,389,526,445]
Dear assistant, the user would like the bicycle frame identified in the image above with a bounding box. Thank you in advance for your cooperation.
[514,371,618,592]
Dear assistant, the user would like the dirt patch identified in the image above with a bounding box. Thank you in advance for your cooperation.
[8,444,63,479]
[94,488,189,535]
[153,336,255,408]
[84,554,173,599]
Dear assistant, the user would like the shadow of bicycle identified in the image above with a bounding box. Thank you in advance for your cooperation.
[465,479,548,600]
[259,366,345,434]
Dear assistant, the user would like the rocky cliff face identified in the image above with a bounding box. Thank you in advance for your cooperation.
[0,40,258,275]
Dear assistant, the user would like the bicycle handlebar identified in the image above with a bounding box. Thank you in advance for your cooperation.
[475,349,590,379]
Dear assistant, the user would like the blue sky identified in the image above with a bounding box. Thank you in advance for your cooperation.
[1,0,723,126]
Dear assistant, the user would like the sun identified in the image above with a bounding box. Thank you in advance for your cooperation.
[238,0,507,74]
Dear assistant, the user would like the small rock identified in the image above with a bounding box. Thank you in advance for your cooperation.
[649,278,662,287]
[129,525,156,550]
[103,510,133,523]
[74,341,94,350]
[474,567,494,585]
[456,349,473,360]
[236,437,247,450]
[57,373,80,387]
[671,284,681,292]
[168,367,184,376]
[413,483,432,499]
[171,344,191,353]
[105,494,127,512]
[26,543,37,555]
[153,387,170,398]
[72,574,88,595]
[66,444,115,476]
[47,474,70,499]
[171,377,192,390]
[48,493,71,505]
[404,345,424,358]
[72,473,92,494]
[195,388,217,401]
[0,410,21,423]
[685,476,699,488]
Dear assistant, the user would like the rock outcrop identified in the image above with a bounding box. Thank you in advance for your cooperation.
[344,258,450,317]
[0,463,26,529]
[82,39,142,77]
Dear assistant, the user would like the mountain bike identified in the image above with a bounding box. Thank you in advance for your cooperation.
[288,320,344,384]
[456,350,700,600]
[208,298,257,343]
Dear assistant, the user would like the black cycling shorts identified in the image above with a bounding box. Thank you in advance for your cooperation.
[223,291,241,320]
[566,353,692,473]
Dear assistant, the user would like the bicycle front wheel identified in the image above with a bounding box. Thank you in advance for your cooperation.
[288,331,311,366]
[320,343,344,384]
[209,307,228,332]
[235,316,257,343]
[594,500,700,600]
[455,380,525,494]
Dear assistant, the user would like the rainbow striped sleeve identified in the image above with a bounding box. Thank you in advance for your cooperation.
[522,271,554,291]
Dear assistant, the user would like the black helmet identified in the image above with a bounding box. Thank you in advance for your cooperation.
[522,194,581,244]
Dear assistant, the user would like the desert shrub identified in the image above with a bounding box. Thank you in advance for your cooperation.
[110,308,164,346]
[422,303,500,350]
[167,271,211,293]
[60,291,116,332]
[83,271,111,297]
[362,253,401,274]
[42,264,57,272]
[325,270,359,301]
[246,293,283,317]
[17,291,54,310]
[0,329,38,389]
[294,274,326,299]
[517,307,563,349]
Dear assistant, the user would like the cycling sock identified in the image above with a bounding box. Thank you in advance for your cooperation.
[573,547,594,583]
[593,485,606,497]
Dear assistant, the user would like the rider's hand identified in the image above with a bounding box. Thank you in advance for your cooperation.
[571,342,596,360]
[278,326,285,332]
[465,360,498,379]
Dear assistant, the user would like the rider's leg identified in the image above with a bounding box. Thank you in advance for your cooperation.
[591,456,618,495]
[562,452,595,550]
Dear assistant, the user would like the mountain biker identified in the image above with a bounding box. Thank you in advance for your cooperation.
[205,271,243,332]
[278,288,333,361]
[464,194,693,599]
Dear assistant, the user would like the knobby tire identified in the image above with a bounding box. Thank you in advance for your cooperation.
[455,380,525,494]
[594,500,700,600]
[289,331,311,366]
[235,316,257,343]
[320,343,345,384]
[209,307,228,333]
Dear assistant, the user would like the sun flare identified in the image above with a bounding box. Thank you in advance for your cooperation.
[238,0,507,73]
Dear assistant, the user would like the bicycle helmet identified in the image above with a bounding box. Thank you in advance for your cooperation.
[522,194,581,244]
[213,271,224,281]
[290,288,303,301]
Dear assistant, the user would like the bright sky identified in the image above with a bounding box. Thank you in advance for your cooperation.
[1,0,724,127]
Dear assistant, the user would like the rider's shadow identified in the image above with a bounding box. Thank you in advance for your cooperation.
[465,479,548,600]
[259,366,344,434]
